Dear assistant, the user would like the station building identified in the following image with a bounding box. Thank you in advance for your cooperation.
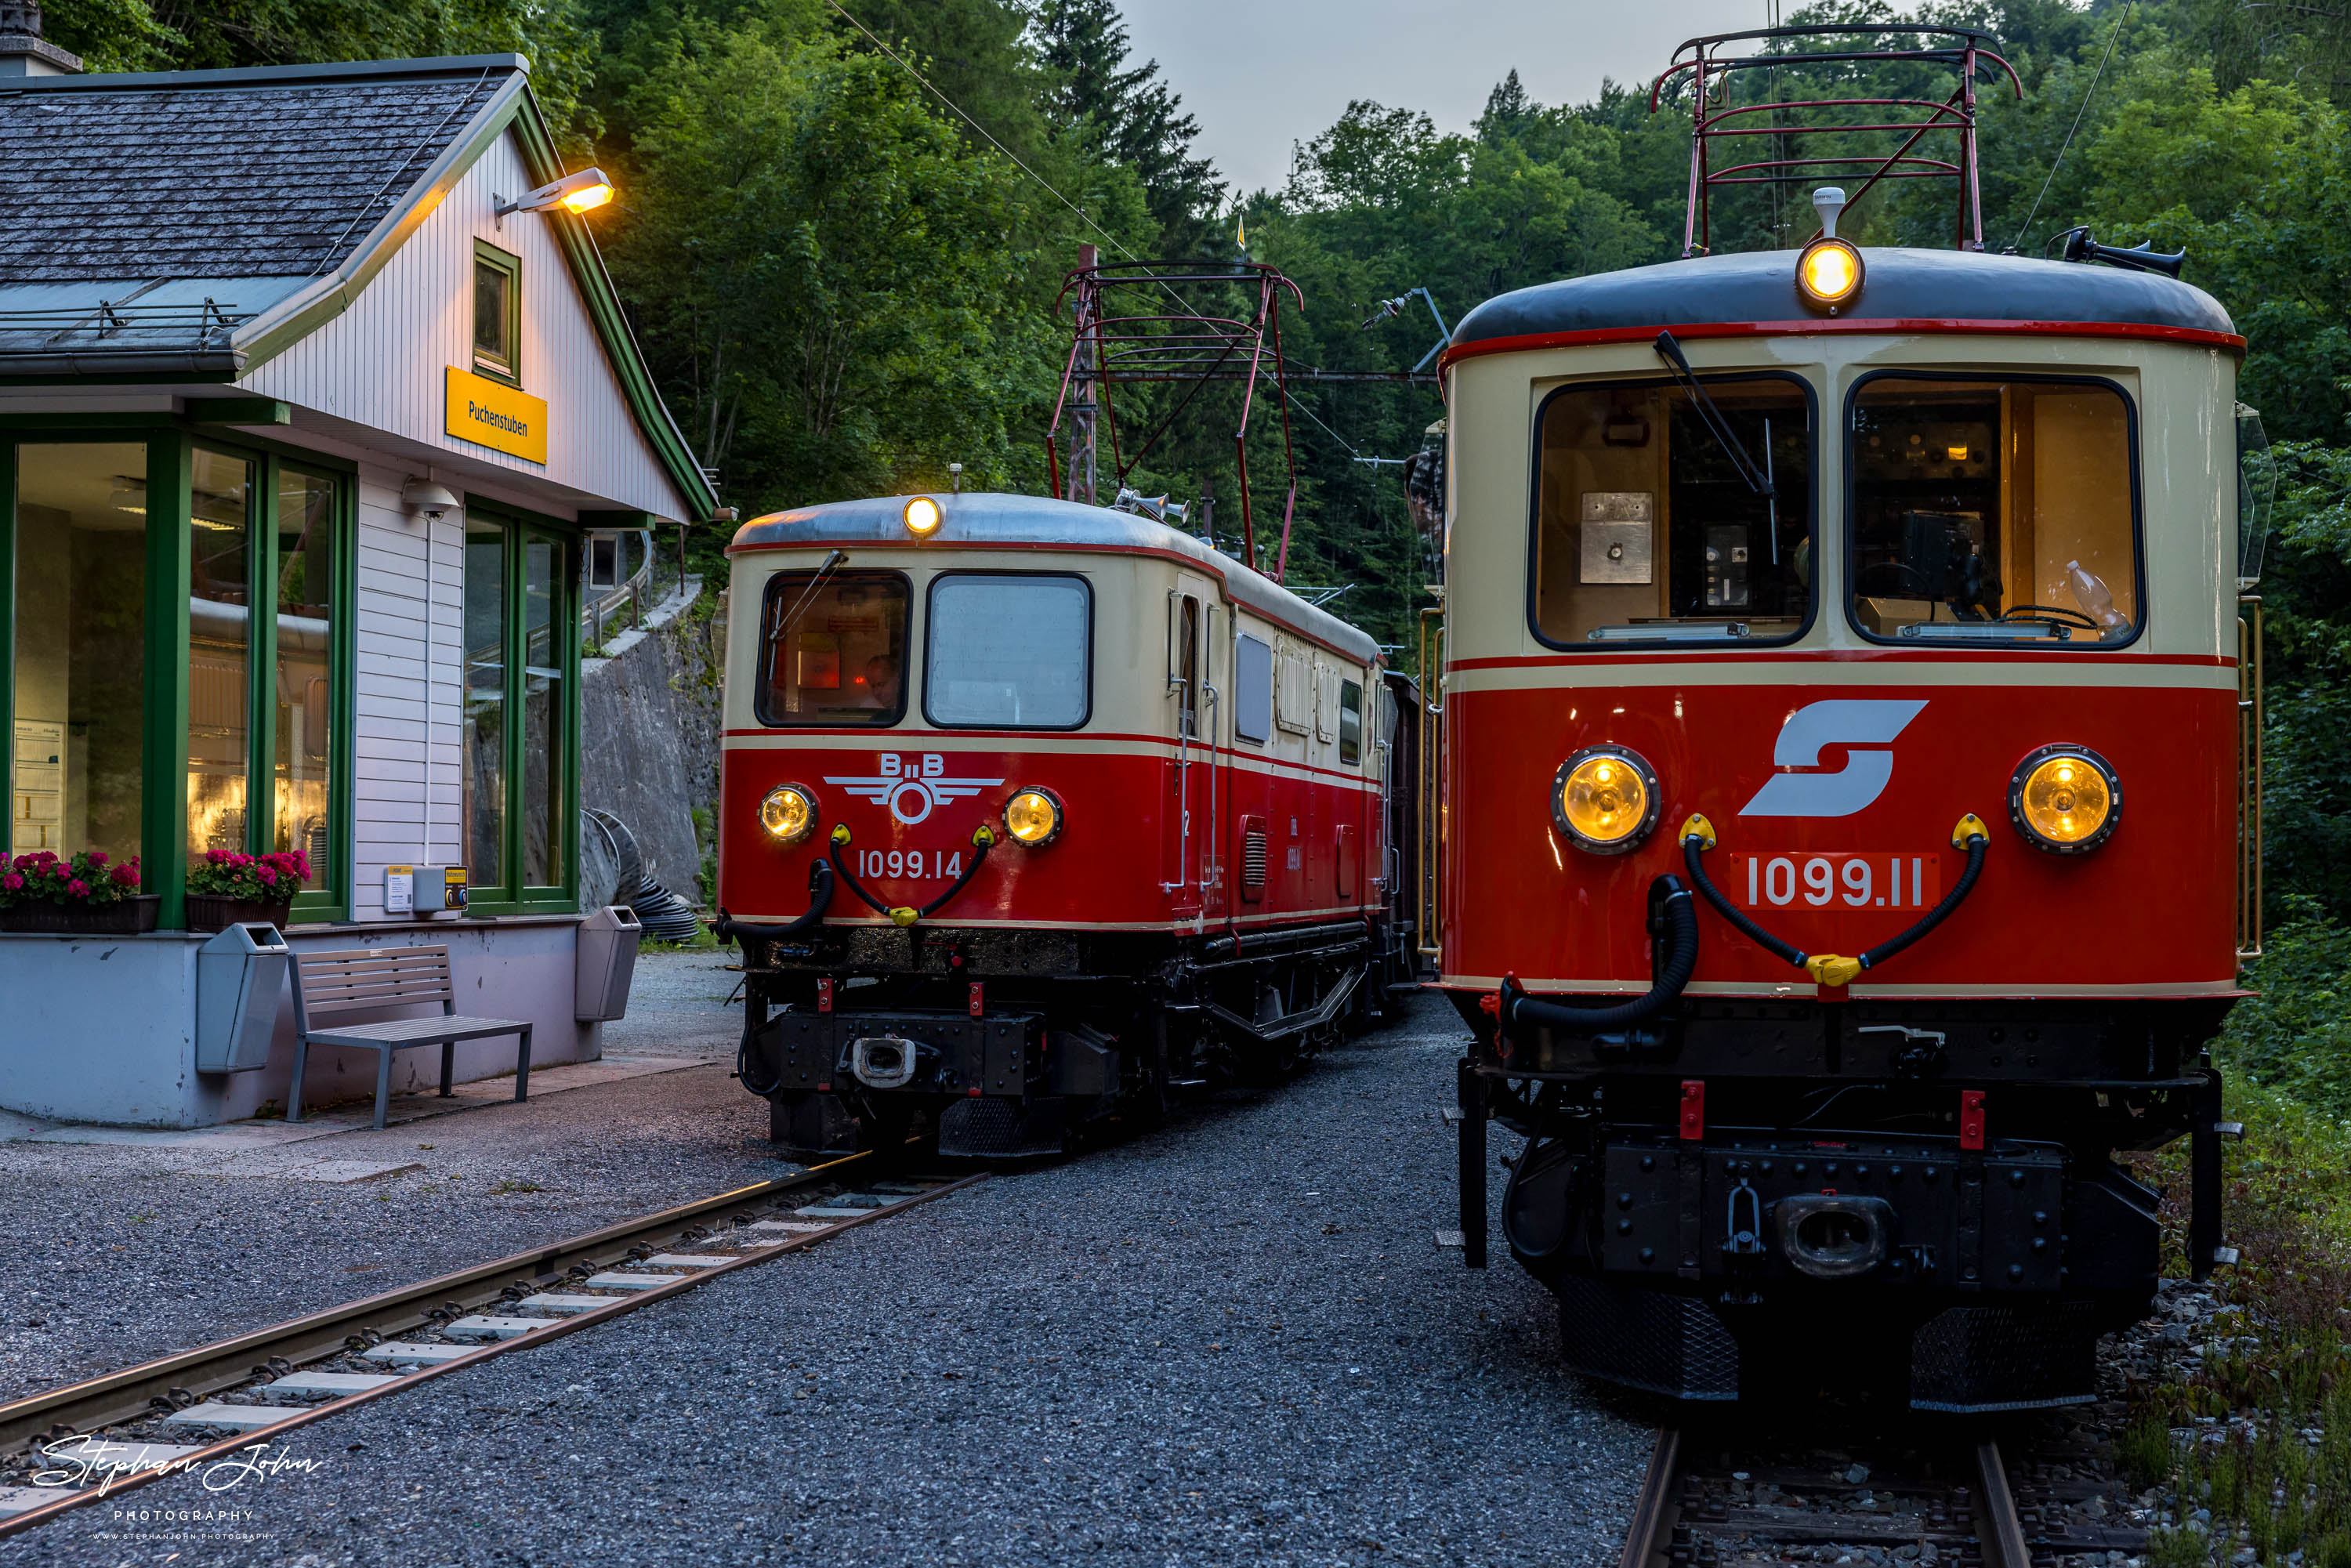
[0,42,716,1124]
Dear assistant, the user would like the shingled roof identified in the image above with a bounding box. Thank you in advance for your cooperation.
[0,53,718,521]
[0,63,505,284]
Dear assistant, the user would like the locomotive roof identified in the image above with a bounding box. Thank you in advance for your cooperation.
[1448,246,2236,350]
[730,492,1381,664]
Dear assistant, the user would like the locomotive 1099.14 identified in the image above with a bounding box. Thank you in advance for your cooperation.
[1440,25,2268,1410]
[713,493,1421,1160]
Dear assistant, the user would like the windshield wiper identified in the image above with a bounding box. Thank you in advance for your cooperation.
[1653,331,1774,501]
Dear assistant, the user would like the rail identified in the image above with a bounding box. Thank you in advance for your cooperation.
[0,1157,981,1537]
[1620,1425,2042,1568]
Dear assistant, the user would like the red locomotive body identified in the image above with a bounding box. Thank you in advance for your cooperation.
[1436,240,2263,1408]
[717,494,1412,1158]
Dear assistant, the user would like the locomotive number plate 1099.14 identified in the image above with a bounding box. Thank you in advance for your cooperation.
[853,848,966,882]
[1724,852,1943,911]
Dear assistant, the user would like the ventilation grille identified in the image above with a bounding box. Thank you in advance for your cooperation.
[1241,818,1268,901]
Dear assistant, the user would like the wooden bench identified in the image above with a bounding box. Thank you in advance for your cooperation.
[288,945,534,1130]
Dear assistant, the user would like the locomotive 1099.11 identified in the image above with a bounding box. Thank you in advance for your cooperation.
[1440,25,2268,1410]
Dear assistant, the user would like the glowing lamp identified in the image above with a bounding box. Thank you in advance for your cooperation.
[1552,746,1661,855]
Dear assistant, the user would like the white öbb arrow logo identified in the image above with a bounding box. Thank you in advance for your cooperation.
[824,753,1005,827]
[1738,700,1928,818]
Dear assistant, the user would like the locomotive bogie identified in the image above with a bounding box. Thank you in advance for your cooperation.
[715,495,1403,1159]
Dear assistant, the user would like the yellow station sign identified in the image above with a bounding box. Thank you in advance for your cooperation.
[444,366,548,464]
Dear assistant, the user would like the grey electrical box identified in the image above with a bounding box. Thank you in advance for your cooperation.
[1580,492,1654,584]
[575,904,643,1021]
[196,922,291,1073]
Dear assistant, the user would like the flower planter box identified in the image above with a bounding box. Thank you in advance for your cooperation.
[0,895,161,936]
[185,896,294,933]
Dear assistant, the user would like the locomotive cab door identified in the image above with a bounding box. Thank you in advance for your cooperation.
[1163,578,1216,922]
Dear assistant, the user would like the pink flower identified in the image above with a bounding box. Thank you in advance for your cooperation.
[86,851,107,867]
[110,864,138,886]
[1,875,20,892]
[67,880,89,898]
[257,866,277,884]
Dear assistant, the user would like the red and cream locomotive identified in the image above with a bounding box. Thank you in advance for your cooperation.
[714,492,1413,1159]
[1441,27,2267,1409]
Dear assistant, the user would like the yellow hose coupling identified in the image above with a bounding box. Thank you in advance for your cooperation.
[1950,813,1989,849]
[889,906,920,927]
[1680,813,1718,850]
[971,825,996,848]
[1806,953,1864,988]
[831,824,853,846]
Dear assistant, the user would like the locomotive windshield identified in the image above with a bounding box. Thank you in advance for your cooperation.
[1848,375,2139,644]
[923,572,1092,729]
[754,569,910,726]
[1531,375,1813,646]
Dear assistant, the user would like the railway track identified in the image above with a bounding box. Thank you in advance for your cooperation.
[1618,1418,2155,1568]
[0,1153,981,1537]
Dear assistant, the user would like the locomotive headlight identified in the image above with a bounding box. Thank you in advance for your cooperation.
[903,495,944,537]
[1004,787,1063,846]
[1552,746,1661,855]
[759,784,817,845]
[2009,745,2121,853]
[1796,237,1864,310]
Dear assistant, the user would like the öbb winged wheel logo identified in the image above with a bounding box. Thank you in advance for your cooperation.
[824,752,1005,827]
[1739,700,1927,818]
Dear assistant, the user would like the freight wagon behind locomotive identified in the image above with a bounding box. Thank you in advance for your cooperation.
[715,494,1411,1160]
[1440,27,2269,1411]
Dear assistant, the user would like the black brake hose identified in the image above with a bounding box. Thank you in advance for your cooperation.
[719,860,836,1099]
[1502,878,1699,1034]
[1679,813,1991,986]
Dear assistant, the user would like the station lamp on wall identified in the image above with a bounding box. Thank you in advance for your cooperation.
[494,168,615,225]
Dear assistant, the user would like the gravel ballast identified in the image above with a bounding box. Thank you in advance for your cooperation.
[2,991,1654,1566]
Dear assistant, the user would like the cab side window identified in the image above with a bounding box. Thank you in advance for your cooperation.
[1339,679,1363,765]
[1234,634,1272,744]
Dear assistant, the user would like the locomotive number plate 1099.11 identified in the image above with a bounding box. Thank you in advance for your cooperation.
[1724,852,1943,911]
[853,848,966,882]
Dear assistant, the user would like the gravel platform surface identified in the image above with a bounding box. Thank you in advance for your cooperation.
[0,951,776,1403]
[2,993,1651,1566]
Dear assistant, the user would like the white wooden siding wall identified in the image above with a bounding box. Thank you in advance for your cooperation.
[350,462,465,917]
[239,129,686,522]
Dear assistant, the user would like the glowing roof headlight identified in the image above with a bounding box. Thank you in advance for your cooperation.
[1552,745,1661,855]
[1795,237,1864,310]
[903,495,944,537]
[1004,788,1063,847]
[2009,745,2121,853]
[759,783,817,846]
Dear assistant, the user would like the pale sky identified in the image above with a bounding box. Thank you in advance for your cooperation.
[1119,0,1784,197]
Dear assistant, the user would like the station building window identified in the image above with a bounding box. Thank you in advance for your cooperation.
[1847,375,2139,644]
[754,570,910,726]
[4,434,353,922]
[9,441,149,865]
[924,573,1091,730]
[462,507,576,911]
[473,241,521,384]
[1531,375,1814,647]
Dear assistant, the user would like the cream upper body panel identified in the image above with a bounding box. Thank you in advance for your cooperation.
[1441,328,2241,694]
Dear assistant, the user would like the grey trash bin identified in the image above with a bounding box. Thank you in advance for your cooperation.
[196,923,292,1073]
[576,904,643,1021]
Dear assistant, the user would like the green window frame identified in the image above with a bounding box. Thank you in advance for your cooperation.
[459,500,578,915]
[473,240,522,386]
[2,419,357,927]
